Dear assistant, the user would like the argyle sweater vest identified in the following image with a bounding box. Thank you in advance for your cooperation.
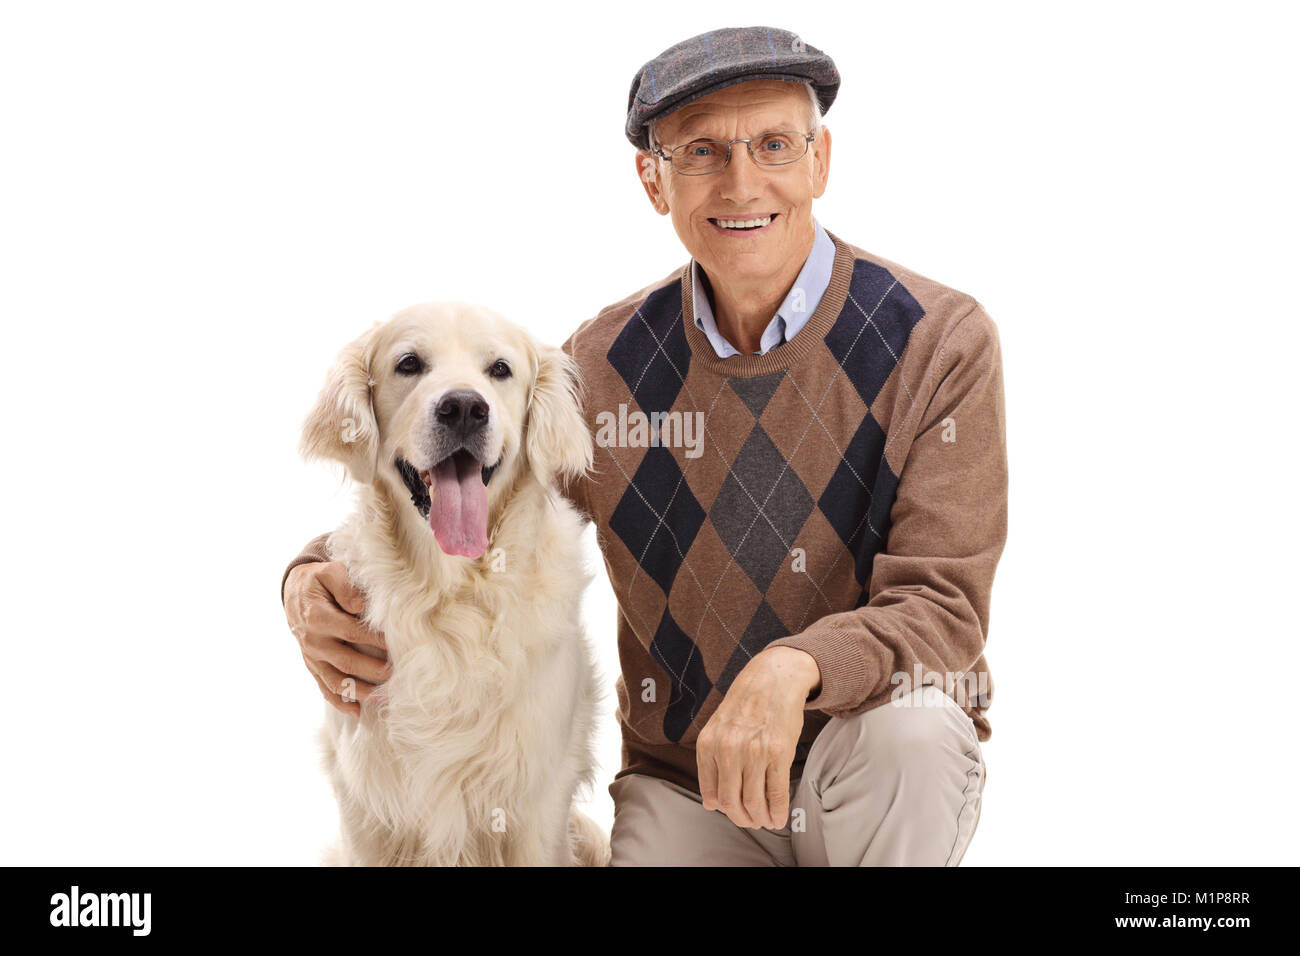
[558,231,1008,794]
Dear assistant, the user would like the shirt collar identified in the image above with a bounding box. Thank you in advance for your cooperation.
[691,218,834,358]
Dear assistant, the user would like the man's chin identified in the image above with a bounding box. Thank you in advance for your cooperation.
[698,245,788,278]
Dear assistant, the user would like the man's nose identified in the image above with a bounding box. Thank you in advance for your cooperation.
[434,389,489,440]
[718,143,763,197]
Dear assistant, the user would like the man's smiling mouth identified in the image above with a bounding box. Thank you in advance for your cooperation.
[708,213,778,232]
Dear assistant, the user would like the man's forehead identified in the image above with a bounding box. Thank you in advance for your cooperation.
[661,82,808,135]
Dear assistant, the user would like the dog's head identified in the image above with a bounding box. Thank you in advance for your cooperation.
[300,302,592,558]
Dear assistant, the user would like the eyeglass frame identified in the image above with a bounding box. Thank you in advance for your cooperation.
[649,130,818,176]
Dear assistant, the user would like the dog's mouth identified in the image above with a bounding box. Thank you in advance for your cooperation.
[416,449,499,490]
[395,450,500,559]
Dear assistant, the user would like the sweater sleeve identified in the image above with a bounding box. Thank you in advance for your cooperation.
[766,301,1008,716]
[557,324,595,525]
[280,532,333,606]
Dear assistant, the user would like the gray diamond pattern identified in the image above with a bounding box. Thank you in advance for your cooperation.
[708,424,815,592]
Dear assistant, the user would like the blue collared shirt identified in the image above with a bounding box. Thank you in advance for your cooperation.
[691,219,836,358]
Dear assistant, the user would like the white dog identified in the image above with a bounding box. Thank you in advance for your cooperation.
[299,302,607,866]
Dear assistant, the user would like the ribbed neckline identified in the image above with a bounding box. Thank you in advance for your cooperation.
[679,229,855,378]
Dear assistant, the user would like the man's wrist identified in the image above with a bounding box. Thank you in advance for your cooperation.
[759,646,821,698]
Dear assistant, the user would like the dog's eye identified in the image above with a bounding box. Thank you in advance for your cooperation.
[395,353,425,376]
[488,359,511,380]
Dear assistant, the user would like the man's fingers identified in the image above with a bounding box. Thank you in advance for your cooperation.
[715,745,754,828]
[741,753,774,829]
[314,635,392,685]
[307,662,361,718]
[312,657,381,704]
[346,615,388,652]
[313,569,386,651]
[698,747,719,812]
[765,760,791,830]
[303,601,390,669]
[317,561,368,617]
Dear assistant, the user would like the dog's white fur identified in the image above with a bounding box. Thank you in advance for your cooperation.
[300,302,607,866]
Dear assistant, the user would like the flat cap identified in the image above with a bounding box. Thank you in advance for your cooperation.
[625,26,839,150]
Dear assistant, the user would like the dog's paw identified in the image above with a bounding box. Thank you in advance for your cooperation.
[567,809,612,867]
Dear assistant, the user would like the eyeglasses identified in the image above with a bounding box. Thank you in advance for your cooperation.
[652,130,817,176]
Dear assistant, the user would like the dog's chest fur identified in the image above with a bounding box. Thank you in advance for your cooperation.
[318,481,594,864]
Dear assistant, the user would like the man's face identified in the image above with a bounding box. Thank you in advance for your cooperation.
[637,79,831,285]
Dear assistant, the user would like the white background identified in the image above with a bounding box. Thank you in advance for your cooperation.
[1,0,1296,866]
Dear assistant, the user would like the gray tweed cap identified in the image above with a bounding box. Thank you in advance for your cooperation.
[625,26,840,150]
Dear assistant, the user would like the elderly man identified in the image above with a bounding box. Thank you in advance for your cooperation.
[281,26,1007,866]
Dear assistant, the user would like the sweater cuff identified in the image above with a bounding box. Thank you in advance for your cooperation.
[280,533,333,606]
[766,621,872,713]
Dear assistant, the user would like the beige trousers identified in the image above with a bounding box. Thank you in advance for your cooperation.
[608,684,986,866]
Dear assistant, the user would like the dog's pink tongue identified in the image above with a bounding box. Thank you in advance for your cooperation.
[429,455,489,558]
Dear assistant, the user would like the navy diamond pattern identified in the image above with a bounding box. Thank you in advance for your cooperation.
[817,412,900,586]
[649,608,714,742]
[606,282,692,417]
[824,259,925,408]
[608,442,707,596]
[715,600,789,695]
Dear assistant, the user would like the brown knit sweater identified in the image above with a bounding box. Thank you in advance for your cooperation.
[284,230,1008,796]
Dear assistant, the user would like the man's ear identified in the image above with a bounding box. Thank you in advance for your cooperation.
[299,329,379,484]
[811,125,831,198]
[635,149,670,215]
[523,344,593,490]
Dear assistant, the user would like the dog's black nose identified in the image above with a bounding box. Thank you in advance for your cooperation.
[435,389,489,439]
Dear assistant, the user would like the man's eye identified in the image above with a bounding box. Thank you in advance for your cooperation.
[689,143,716,157]
[489,359,512,379]
[395,353,425,376]
[761,137,787,151]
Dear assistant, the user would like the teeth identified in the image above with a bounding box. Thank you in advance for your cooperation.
[716,216,771,229]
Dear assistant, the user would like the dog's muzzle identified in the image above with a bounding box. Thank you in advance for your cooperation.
[392,389,506,559]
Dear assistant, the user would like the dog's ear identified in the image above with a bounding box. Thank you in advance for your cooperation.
[523,344,593,489]
[299,329,379,485]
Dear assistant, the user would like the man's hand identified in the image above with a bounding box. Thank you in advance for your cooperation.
[696,646,820,829]
[284,561,391,717]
